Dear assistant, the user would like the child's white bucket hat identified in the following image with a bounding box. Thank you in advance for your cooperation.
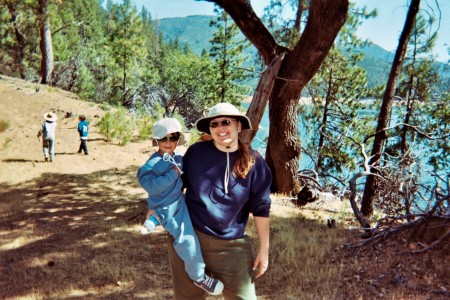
[152,118,186,146]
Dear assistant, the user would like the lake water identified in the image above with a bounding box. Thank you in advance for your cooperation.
[240,101,442,192]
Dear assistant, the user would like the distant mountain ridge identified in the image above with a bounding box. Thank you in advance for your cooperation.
[156,15,448,90]
[157,15,216,52]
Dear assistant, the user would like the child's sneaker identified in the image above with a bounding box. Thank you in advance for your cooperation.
[193,274,224,295]
[140,215,159,235]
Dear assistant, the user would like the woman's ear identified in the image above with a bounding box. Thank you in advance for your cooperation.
[237,122,242,133]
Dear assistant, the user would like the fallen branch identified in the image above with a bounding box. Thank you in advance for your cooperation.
[410,228,450,254]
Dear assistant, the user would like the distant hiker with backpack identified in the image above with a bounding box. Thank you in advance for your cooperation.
[37,112,57,162]
[77,115,89,155]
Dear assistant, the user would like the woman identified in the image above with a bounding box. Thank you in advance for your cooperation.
[168,103,272,299]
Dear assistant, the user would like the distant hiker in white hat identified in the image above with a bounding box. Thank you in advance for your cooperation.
[168,103,272,299]
[137,117,224,296]
[37,112,57,162]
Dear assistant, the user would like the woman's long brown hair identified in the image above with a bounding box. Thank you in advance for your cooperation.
[233,140,255,179]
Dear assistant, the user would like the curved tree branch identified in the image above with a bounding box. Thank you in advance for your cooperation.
[199,0,288,64]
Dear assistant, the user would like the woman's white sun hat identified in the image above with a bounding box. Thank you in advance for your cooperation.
[43,112,57,122]
[195,103,252,134]
[152,118,186,146]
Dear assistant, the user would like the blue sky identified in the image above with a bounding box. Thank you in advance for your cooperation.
[133,0,449,63]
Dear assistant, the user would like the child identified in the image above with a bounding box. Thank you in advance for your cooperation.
[77,115,89,155]
[37,112,57,162]
[137,118,224,296]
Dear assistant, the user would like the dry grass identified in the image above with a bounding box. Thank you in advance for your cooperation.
[0,76,448,299]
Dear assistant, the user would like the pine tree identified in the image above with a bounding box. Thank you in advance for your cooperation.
[139,6,161,86]
[50,0,108,97]
[208,8,250,106]
[301,3,373,185]
[395,13,439,154]
[106,0,147,106]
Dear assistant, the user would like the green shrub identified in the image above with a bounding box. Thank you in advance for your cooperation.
[133,102,155,141]
[137,114,154,141]
[0,119,10,133]
[98,107,134,145]
[189,129,203,144]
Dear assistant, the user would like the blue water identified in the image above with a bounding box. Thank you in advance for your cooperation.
[240,102,443,187]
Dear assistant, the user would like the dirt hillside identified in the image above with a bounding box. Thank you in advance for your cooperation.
[0,75,165,185]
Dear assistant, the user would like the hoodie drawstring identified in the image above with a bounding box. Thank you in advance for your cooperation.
[224,152,230,194]
[163,152,183,174]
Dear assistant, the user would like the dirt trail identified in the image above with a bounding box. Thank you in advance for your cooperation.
[0,75,159,185]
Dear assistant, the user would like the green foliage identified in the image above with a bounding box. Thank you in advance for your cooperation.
[0,119,10,133]
[159,48,217,123]
[0,0,39,79]
[133,101,155,140]
[208,8,251,105]
[137,114,153,141]
[106,1,148,105]
[301,5,373,187]
[97,107,134,145]
[261,0,306,47]
[384,12,447,175]
[98,111,113,141]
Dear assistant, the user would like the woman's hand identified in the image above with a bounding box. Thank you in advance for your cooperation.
[252,248,269,279]
[253,216,270,279]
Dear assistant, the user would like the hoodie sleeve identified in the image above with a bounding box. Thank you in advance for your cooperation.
[137,155,178,197]
[247,152,272,217]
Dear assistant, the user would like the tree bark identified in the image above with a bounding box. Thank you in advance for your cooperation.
[360,0,421,216]
[38,0,54,84]
[240,53,285,144]
[206,0,348,193]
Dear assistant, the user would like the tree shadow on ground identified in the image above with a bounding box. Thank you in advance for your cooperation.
[3,159,37,163]
[0,166,380,300]
[0,166,175,299]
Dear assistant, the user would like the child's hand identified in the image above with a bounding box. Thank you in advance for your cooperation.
[145,209,154,219]
[173,165,180,174]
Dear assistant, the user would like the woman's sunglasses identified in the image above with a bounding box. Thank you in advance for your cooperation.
[209,119,235,128]
[158,136,180,143]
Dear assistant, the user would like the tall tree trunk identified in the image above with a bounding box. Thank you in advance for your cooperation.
[317,69,333,171]
[293,0,307,33]
[38,0,54,84]
[400,93,413,153]
[122,49,127,104]
[360,0,421,216]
